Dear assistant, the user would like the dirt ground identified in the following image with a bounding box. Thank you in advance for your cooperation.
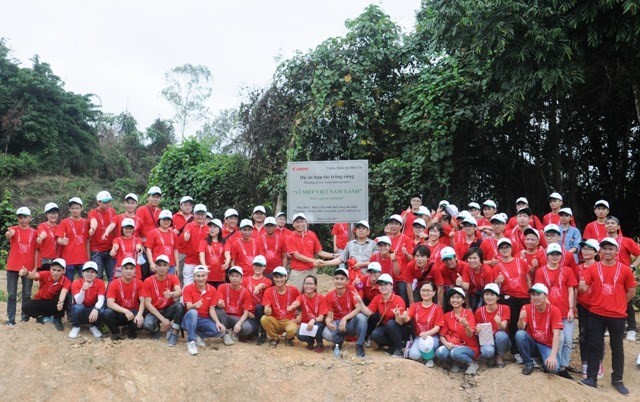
[0,271,639,401]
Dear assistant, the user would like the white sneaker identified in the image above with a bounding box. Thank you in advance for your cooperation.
[364,339,371,348]
[187,341,198,355]
[89,326,103,338]
[626,330,636,341]
[425,359,435,368]
[581,363,587,379]
[223,333,235,346]
[465,361,479,375]
[69,326,81,338]
[230,332,239,342]
[195,335,206,347]
[514,353,523,364]
[450,363,460,373]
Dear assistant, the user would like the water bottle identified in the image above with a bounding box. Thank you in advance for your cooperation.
[333,344,340,358]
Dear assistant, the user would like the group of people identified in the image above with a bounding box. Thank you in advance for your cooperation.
[4,189,638,396]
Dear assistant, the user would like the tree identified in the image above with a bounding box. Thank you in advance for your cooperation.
[161,64,213,140]
[196,108,241,154]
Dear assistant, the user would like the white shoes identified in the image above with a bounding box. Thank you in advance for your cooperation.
[89,326,103,338]
[514,353,523,364]
[69,326,81,338]
[626,330,636,341]
[425,359,435,368]
[466,362,479,375]
[223,332,234,346]
[187,341,198,355]
[195,335,206,347]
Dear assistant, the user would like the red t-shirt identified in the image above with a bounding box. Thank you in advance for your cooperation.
[295,293,329,323]
[251,225,266,239]
[534,265,578,317]
[88,207,117,252]
[256,233,286,273]
[221,226,241,244]
[454,233,481,260]
[405,260,436,288]
[406,302,444,337]
[475,304,511,334]
[467,264,494,294]
[145,228,177,265]
[242,276,273,305]
[367,294,405,324]
[199,240,225,282]
[582,221,606,242]
[33,271,71,300]
[612,235,640,266]
[543,212,576,227]
[182,222,209,264]
[575,263,595,309]
[332,223,350,249]
[142,274,180,310]
[286,230,322,271]
[7,225,37,271]
[183,283,219,318]
[56,218,90,265]
[522,303,563,347]
[521,248,547,280]
[111,214,144,239]
[425,242,446,275]
[229,237,258,276]
[113,236,143,278]
[493,258,530,298]
[508,227,528,255]
[71,278,106,307]
[369,252,395,279]
[480,237,502,262]
[172,212,192,253]
[583,262,637,318]
[262,285,301,320]
[325,286,358,321]
[275,227,292,239]
[401,210,417,235]
[434,261,470,288]
[36,222,58,260]
[506,215,543,232]
[217,283,254,316]
[135,205,161,239]
[362,276,382,302]
[440,309,480,356]
[106,277,144,310]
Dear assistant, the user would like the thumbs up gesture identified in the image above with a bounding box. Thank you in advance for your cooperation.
[579,278,587,292]
[455,273,463,286]
[59,233,69,246]
[5,228,15,240]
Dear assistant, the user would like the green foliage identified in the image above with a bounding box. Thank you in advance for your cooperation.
[0,152,40,178]
[0,190,15,269]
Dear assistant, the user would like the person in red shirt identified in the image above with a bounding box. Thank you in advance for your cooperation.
[453,215,481,261]
[88,191,117,281]
[136,186,162,279]
[257,217,287,275]
[475,283,510,367]
[221,208,241,244]
[142,254,183,346]
[5,206,38,325]
[260,266,301,348]
[35,203,60,269]
[434,246,470,308]
[464,247,494,311]
[172,196,194,285]
[217,266,258,344]
[331,222,350,254]
[435,287,480,374]
[543,192,564,226]
[102,258,145,340]
[251,205,267,238]
[575,239,600,377]
[103,193,144,240]
[358,262,383,305]
[402,281,444,366]
[287,213,336,289]
[369,236,399,282]
[110,218,143,279]
[145,209,179,275]
[275,212,292,239]
[480,214,508,266]
[19,258,70,331]
[478,200,498,236]
[404,245,436,304]
[69,261,106,339]
[520,228,545,283]
[579,237,637,395]
[357,273,407,357]
[543,224,577,272]
[289,275,328,352]
[199,219,226,287]
[582,200,610,241]
[505,198,543,232]
[181,265,226,355]
[242,255,273,345]
[400,193,423,235]
[515,283,564,376]
[226,219,259,277]
[181,204,210,286]
[507,207,535,255]
[56,197,90,281]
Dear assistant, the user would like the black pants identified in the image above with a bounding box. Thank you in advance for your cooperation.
[396,282,410,307]
[102,307,141,334]
[503,295,530,355]
[23,298,65,318]
[371,320,410,351]
[586,312,626,383]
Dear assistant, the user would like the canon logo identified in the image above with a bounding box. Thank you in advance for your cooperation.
[293,167,309,171]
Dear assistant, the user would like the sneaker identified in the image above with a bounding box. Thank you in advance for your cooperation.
[43,316,54,323]
[314,345,325,354]
[579,378,597,388]
[612,381,629,395]
[36,316,45,324]
[223,333,235,346]
[522,363,534,375]
[626,330,636,341]
[128,329,137,340]
[151,331,162,340]
[581,363,587,379]
[306,343,315,351]
[187,341,198,355]
[167,331,178,347]
[496,357,506,368]
[450,363,460,373]
[256,333,267,345]
[597,363,604,379]
[391,349,403,358]
[425,359,435,368]
[364,338,371,348]
[557,369,573,379]
[284,338,294,346]
[195,335,206,347]
[356,344,365,358]
[5,322,15,327]
[69,326,81,338]
[466,361,479,375]
[20,317,29,322]
[513,353,523,364]
[231,332,239,342]
[269,339,279,348]
[89,326,103,338]
[53,318,64,331]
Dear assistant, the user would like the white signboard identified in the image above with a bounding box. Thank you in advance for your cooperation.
[287,160,368,223]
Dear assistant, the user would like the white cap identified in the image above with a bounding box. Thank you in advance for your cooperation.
[51,258,66,269]
[68,197,83,206]
[264,217,277,225]
[44,203,59,213]
[461,216,477,226]
[530,283,549,295]
[448,287,466,298]
[334,267,349,277]
[456,210,471,220]
[376,236,392,245]
[224,208,239,218]
[600,237,619,248]
[194,204,207,213]
[445,204,459,217]
[252,205,266,214]
[355,220,370,229]
[515,197,528,205]
[158,209,173,221]
[148,186,162,195]
[523,228,540,239]
[239,219,253,228]
[155,254,170,264]
[121,257,136,267]
[543,224,561,234]
[412,218,427,228]
[276,212,286,218]
[96,191,112,202]
[387,214,403,224]
[490,214,506,224]
[366,262,382,272]
[82,261,98,271]
[497,238,512,248]
[484,283,500,296]
[376,273,393,285]
[292,213,306,221]
[193,265,208,275]
[16,207,31,216]
[121,218,135,228]
[468,202,481,210]
[180,196,194,204]
[206,212,213,220]
[548,192,563,201]
[252,255,267,266]
[209,218,223,229]
[558,207,573,216]
[580,238,600,252]
[415,206,430,216]
[439,200,449,208]
[272,266,287,276]
[594,199,610,209]
[124,193,138,202]
[440,246,456,260]
[546,243,563,255]
[482,200,497,209]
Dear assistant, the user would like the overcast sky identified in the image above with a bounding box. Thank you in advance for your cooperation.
[1,1,420,132]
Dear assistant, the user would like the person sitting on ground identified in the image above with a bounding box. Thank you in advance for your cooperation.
[217,266,258,345]
[69,261,106,339]
[242,256,273,345]
[402,281,443,367]
[474,283,510,368]
[19,258,70,331]
[102,257,145,340]
[261,266,301,348]
[289,275,328,353]
[142,254,183,346]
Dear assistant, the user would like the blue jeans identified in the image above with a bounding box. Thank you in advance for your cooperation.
[480,330,511,359]
[6,271,33,323]
[216,309,258,337]
[514,329,562,373]
[297,322,326,346]
[436,345,475,364]
[65,264,84,281]
[560,318,575,368]
[370,319,410,351]
[181,309,224,342]
[322,313,368,346]
[71,304,101,327]
[407,335,441,361]
[90,250,116,281]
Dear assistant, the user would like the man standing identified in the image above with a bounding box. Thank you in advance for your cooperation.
[172,196,194,284]
[251,205,267,238]
[136,186,162,278]
[88,191,117,281]
[181,204,209,286]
